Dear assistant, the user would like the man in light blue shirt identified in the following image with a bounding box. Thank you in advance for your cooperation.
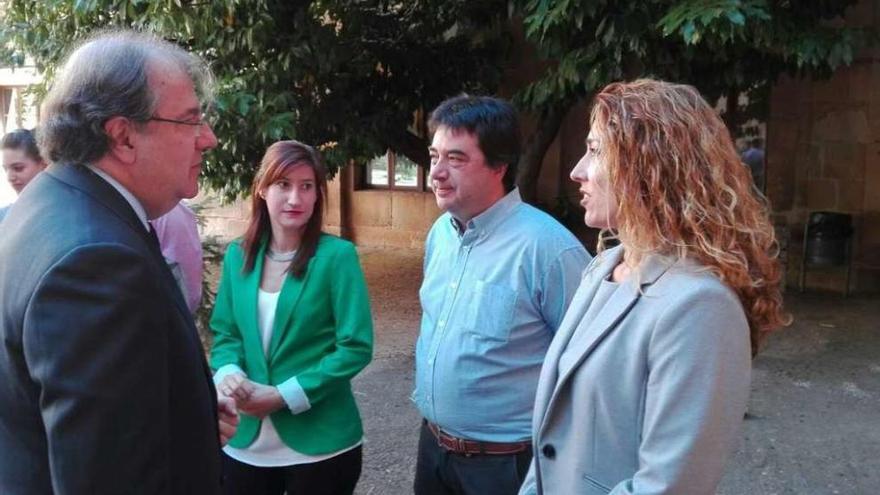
[413,95,590,495]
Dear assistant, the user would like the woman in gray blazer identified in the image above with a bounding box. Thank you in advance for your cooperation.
[520,79,789,495]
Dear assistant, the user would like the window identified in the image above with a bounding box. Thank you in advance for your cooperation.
[0,88,12,134]
[362,150,427,190]
[366,153,390,186]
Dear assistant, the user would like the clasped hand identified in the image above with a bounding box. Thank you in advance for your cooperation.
[218,372,284,419]
[217,396,238,446]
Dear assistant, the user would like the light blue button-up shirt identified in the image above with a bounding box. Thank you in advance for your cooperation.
[414,189,590,442]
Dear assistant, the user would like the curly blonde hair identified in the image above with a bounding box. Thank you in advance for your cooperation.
[590,79,788,354]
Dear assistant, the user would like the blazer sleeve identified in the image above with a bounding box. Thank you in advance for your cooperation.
[23,244,172,494]
[295,242,374,406]
[209,245,245,372]
[610,285,752,495]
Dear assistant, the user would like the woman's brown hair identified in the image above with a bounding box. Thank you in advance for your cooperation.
[590,79,789,354]
[241,140,327,278]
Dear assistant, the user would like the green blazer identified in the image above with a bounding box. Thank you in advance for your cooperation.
[209,234,373,455]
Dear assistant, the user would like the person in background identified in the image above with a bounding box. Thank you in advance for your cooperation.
[1,128,47,223]
[413,95,590,495]
[152,201,204,313]
[741,137,765,191]
[520,79,788,495]
[210,140,373,495]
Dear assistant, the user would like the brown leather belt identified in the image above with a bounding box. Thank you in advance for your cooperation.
[426,421,531,456]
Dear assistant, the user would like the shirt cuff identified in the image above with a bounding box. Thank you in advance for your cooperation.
[276,376,311,415]
[213,364,246,385]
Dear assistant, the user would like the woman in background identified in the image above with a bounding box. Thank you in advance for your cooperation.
[210,140,373,495]
[1,128,46,223]
[520,79,788,495]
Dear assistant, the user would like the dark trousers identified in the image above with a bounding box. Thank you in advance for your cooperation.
[414,421,533,495]
[221,446,362,495]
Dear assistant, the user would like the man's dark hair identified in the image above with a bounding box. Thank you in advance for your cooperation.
[428,95,520,192]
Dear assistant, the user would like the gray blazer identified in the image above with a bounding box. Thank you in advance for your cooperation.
[520,246,751,495]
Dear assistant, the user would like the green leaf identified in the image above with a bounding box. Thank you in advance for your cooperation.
[236,94,257,117]
[725,10,745,26]
[682,21,697,44]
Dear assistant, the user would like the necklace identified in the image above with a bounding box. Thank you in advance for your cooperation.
[266,248,297,262]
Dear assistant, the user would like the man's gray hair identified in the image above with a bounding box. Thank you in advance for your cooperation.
[39,29,214,165]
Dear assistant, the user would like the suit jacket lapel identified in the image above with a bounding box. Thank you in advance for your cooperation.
[532,249,620,427]
[144,232,200,327]
[267,260,311,362]
[538,249,675,434]
[50,163,195,324]
[49,163,213,385]
[49,163,143,233]
[239,242,270,377]
[551,281,640,396]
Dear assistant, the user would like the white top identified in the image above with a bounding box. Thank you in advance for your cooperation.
[221,288,361,467]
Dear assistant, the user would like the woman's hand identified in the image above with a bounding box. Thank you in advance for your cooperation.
[237,382,285,419]
[218,372,255,402]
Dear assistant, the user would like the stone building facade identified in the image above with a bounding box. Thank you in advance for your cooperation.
[766,0,880,292]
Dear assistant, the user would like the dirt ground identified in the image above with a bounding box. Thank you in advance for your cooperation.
[352,247,880,495]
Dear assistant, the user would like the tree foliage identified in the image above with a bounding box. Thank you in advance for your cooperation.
[0,0,509,200]
[516,0,868,111]
[513,0,872,202]
[1,0,871,204]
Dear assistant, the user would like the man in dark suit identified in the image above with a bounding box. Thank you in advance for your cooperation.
[0,30,237,494]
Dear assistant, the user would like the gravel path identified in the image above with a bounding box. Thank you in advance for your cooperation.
[354,247,422,494]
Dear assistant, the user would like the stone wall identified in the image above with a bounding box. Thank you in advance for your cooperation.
[324,166,441,249]
[766,0,880,292]
[190,193,249,243]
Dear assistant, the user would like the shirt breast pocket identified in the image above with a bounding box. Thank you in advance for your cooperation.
[462,280,517,342]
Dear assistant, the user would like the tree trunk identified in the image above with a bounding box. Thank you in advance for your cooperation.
[391,130,430,167]
[338,161,354,241]
[517,102,568,204]
[722,87,740,133]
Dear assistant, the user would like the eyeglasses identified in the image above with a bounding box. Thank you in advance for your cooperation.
[147,112,215,137]
[148,113,212,127]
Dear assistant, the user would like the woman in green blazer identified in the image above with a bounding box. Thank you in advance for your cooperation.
[210,140,373,495]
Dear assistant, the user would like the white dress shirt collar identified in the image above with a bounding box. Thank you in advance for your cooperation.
[87,165,150,231]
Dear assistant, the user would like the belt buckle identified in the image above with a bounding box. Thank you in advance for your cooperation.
[456,436,471,456]
[431,422,480,457]
[433,424,455,452]
[431,424,445,449]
